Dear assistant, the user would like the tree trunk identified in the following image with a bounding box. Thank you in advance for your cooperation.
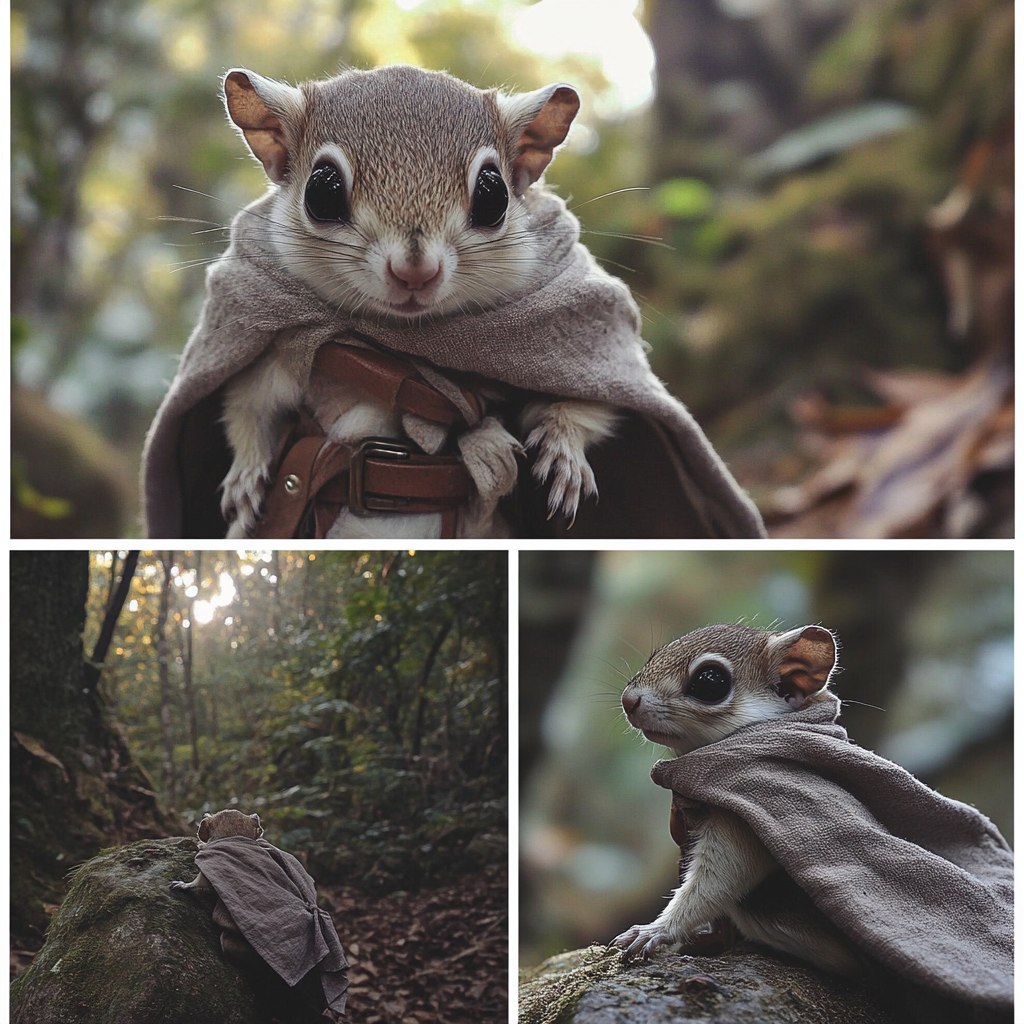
[87,550,140,693]
[181,551,200,772]
[11,551,177,948]
[411,615,456,757]
[156,552,177,810]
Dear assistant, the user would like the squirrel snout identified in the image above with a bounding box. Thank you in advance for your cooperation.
[387,256,441,292]
[622,690,641,716]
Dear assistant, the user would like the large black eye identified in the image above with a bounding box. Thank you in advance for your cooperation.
[470,164,508,228]
[305,161,350,223]
[687,661,732,704]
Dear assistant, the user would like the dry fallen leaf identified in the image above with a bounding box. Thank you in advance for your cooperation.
[322,865,507,1023]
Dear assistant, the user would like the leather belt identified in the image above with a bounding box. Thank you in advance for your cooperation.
[252,433,470,539]
[251,349,477,539]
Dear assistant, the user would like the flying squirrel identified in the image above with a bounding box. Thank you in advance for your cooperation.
[613,624,865,975]
[170,809,265,969]
[216,64,620,538]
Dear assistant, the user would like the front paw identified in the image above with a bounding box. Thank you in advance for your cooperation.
[523,400,618,524]
[611,923,673,962]
[524,416,597,525]
[220,462,271,537]
[169,880,187,891]
[458,416,524,500]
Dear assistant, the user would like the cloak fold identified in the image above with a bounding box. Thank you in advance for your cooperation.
[650,693,1013,1011]
[142,188,765,538]
[195,836,349,1013]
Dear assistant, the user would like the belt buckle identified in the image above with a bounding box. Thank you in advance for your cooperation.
[349,437,412,516]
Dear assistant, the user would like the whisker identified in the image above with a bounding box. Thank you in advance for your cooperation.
[840,699,887,713]
[170,184,229,203]
[570,187,650,211]
[581,228,672,249]
[592,255,639,276]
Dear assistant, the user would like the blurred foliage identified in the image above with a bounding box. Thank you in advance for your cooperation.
[87,549,507,893]
[628,0,1012,501]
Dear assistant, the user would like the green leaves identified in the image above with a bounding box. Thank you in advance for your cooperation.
[654,177,715,220]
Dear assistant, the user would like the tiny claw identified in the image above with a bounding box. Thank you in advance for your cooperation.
[612,924,668,963]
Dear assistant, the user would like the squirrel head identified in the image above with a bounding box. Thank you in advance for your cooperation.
[196,809,264,844]
[221,64,579,318]
[621,624,838,755]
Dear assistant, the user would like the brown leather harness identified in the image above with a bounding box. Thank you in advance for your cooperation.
[251,344,482,539]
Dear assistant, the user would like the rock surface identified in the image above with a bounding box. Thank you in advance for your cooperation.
[10,837,317,1024]
[519,945,901,1024]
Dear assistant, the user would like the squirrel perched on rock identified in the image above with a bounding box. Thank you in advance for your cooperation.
[613,624,862,974]
[170,809,265,968]
[611,623,1014,1020]
[171,808,350,1019]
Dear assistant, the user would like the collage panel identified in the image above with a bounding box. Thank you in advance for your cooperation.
[519,550,1012,1023]
[10,550,508,1024]
[13,4,1010,545]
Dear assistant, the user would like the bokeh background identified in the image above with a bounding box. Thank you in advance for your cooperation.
[519,549,1013,967]
[12,0,1012,537]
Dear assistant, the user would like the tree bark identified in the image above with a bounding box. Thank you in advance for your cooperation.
[11,552,177,948]
[87,550,139,692]
[411,615,456,757]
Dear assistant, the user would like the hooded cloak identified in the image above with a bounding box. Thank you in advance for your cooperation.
[142,188,765,538]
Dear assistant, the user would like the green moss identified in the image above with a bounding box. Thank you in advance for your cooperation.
[518,945,623,1024]
[12,838,267,1024]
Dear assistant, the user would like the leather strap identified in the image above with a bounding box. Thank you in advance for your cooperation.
[252,431,471,540]
[253,435,351,540]
[670,793,692,851]
[248,345,484,539]
[314,454,471,507]
[312,344,483,426]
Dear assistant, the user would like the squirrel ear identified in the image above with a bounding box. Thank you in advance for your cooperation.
[498,83,579,194]
[769,626,837,707]
[197,814,213,842]
[223,69,304,183]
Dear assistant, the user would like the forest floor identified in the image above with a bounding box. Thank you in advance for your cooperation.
[322,863,508,1024]
[9,861,509,1023]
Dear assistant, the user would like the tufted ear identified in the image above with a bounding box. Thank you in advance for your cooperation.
[769,625,837,707]
[223,69,305,183]
[497,83,579,195]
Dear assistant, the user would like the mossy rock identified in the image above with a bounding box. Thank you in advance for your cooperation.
[518,944,902,1024]
[10,837,313,1024]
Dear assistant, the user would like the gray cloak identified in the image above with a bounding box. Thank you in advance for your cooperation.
[195,836,349,1013]
[141,187,765,538]
[650,692,1013,1011]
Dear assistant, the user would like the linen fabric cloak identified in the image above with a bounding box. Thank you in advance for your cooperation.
[194,836,349,1013]
[141,187,766,538]
[650,692,1013,1011]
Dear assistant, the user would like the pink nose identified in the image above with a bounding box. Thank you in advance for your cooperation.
[622,691,640,715]
[388,257,441,291]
